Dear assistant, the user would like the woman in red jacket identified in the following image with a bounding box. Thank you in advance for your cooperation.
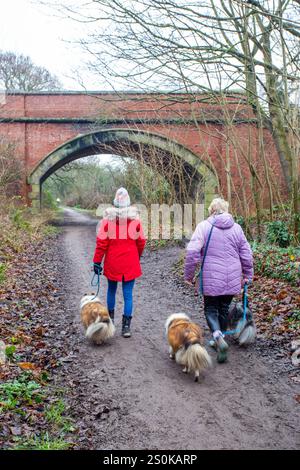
[93,188,146,337]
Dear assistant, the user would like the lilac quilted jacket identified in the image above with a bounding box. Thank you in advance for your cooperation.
[184,213,253,296]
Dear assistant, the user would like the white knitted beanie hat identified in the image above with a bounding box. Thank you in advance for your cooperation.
[113,187,131,208]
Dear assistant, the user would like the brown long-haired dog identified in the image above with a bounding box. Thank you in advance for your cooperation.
[80,295,115,345]
[165,313,212,382]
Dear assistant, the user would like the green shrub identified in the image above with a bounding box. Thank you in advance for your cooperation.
[0,376,44,412]
[252,242,300,285]
[10,208,31,231]
[266,220,291,247]
[42,190,58,210]
[0,262,6,284]
[235,215,246,230]
[5,344,16,360]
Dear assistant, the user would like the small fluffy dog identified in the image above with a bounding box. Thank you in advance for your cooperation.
[80,295,115,345]
[165,313,212,382]
[227,299,256,346]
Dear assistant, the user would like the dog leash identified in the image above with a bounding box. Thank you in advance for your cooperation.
[90,266,101,300]
[222,282,248,336]
[198,220,216,295]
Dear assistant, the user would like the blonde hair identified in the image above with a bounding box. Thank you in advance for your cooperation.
[208,198,229,216]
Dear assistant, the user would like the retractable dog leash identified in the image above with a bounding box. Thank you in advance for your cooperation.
[197,220,249,336]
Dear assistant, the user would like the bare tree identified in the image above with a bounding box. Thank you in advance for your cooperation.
[51,0,299,240]
[0,51,62,92]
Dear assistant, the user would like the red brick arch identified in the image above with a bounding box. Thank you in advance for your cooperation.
[28,128,218,207]
[0,91,285,210]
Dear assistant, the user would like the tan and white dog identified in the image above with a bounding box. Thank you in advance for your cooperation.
[80,295,115,345]
[165,313,212,382]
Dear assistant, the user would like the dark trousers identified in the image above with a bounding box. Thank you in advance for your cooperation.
[204,295,233,333]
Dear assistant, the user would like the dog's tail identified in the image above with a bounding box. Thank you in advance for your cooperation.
[238,323,256,346]
[184,343,212,373]
[86,318,115,344]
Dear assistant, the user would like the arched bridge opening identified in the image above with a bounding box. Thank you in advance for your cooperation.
[28,129,218,209]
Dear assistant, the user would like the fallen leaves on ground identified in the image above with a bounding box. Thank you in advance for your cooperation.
[249,275,300,342]
[0,234,74,449]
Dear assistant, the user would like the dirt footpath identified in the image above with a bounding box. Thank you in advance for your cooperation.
[52,208,300,450]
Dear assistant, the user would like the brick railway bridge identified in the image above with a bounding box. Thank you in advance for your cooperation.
[0,91,284,209]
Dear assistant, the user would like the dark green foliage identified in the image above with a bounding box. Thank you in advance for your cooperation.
[10,207,31,231]
[266,220,291,247]
[0,375,44,412]
[5,344,16,359]
[42,189,58,209]
[252,242,300,285]
[0,262,6,284]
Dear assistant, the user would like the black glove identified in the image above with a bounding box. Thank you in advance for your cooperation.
[93,263,102,275]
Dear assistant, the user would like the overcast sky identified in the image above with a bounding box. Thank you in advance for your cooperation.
[0,0,99,90]
[0,0,129,165]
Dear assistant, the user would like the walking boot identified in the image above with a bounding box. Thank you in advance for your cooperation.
[122,316,132,338]
[108,309,115,324]
[213,331,228,363]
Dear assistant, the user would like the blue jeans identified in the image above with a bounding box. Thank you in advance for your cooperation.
[107,279,135,317]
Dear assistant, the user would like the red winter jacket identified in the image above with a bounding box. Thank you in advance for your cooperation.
[93,206,146,282]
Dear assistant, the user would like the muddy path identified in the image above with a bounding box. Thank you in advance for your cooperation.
[51,208,299,450]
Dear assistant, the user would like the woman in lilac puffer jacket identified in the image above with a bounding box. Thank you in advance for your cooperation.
[184,198,253,363]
